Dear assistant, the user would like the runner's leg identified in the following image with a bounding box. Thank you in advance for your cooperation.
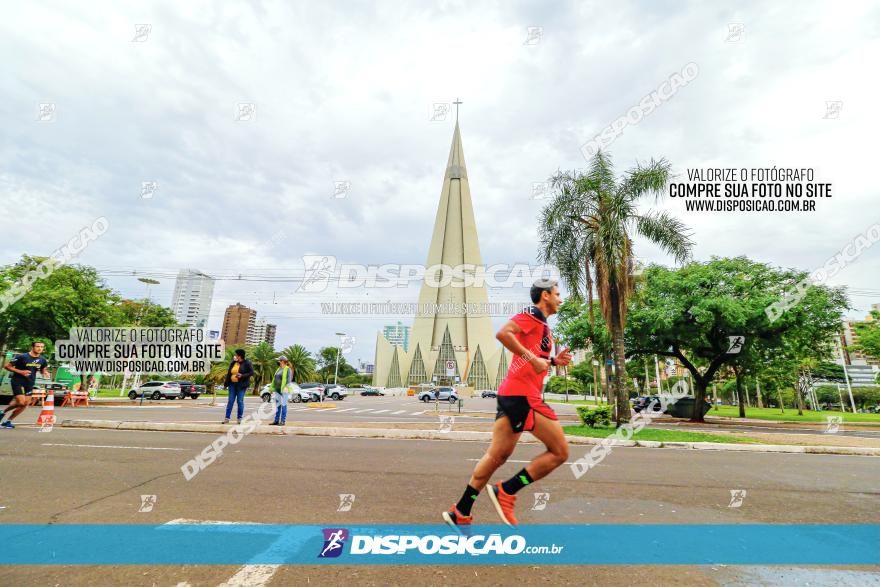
[468,415,522,490]
[3,395,31,422]
[517,410,569,482]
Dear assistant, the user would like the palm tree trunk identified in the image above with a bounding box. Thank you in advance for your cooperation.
[756,379,764,408]
[608,284,630,425]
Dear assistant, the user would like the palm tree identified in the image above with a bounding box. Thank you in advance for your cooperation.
[539,151,692,424]
[207,347,237,387]
[278,344,317,383]
[249,342,277,395]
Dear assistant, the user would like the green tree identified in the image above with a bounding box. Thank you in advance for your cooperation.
[249,342,278,394]
[0,256,121,350]
[112,299,179,327]
[207,348,238,389]
[556,299,612,403]
[539,152,692,424]
[853,310,880,361]
[278,344,317,383]
[625,257,849,422]
[316,346,355,383]
[569,360,595,386]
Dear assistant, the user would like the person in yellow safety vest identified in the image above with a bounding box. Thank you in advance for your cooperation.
[271,356,294,426]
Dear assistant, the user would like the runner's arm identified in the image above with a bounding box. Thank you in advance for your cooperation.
[3,361,29,377]
[496,320,549,374]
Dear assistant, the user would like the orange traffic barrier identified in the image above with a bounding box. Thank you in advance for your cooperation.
[61,389,90,407]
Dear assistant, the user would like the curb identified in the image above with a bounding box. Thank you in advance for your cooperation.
[57,419,880,456]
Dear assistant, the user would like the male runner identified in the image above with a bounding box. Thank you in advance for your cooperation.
[443,279,572,527]
[1,341,50,429]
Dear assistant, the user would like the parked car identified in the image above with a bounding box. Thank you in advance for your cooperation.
[172,380,202,399]
[418,387,458,403]
[260,383,311,404]
[128,381,181,400]
[479,389,497,398]
[631,395,664,413]
[300,382,326,402]
[322,384,349,400]
[361,387,385,396]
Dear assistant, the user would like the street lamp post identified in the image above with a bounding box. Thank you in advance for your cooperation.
[333,332,346,386]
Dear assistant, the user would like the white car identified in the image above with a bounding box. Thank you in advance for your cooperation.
[128,381,181,400]
[322,385,350,400]
[260,383,311,403]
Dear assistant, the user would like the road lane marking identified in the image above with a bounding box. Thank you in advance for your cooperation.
[164,519,293,587]
[372,410,390,414]
[354,409,374,413]
[335,408,357,412]
[391,410,407,414]
[42,443,185,451]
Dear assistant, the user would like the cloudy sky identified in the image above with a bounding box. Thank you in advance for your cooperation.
[2,0,878,364]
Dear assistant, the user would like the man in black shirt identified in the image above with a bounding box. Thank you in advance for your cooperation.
[2,341,50,429]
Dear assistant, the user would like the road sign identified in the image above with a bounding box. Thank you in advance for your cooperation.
[445,360,455,376]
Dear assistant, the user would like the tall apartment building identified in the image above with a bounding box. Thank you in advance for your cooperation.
[170,269,215,328]
[221,303,257,347]
[248,319,277,348]
[382,321,410,352]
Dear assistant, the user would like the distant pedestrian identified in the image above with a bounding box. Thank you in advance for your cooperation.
[271,356,294,425]
[1,341,50,429]
[223,349,253,424]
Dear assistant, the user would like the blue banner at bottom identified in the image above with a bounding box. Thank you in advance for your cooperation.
[0,524,876,565]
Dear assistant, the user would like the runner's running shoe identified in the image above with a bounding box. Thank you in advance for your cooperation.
[442,505,473,534]
[487,482,518,526]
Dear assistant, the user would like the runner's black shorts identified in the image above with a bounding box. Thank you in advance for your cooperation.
[496,395,558,433]
[10,378,34,396]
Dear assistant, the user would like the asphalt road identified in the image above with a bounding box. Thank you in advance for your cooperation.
[43,395,880,442]
[1,422,878,586]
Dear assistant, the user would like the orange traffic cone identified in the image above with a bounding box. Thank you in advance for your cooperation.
[36,393,56,426]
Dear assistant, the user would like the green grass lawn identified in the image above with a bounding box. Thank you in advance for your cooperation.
[548,399,604,406]
[562,425,758,443]
[707,405,880,423]
[550,401,880,423]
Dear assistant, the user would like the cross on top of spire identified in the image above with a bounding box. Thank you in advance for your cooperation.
[453,98,463,122]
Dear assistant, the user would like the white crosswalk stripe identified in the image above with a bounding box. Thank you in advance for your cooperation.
[390,410,407,414]
[354,409,374,413]
[372,410,390,414]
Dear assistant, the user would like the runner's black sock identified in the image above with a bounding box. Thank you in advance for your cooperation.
[455,484,480,516]
[501,468,534,495]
